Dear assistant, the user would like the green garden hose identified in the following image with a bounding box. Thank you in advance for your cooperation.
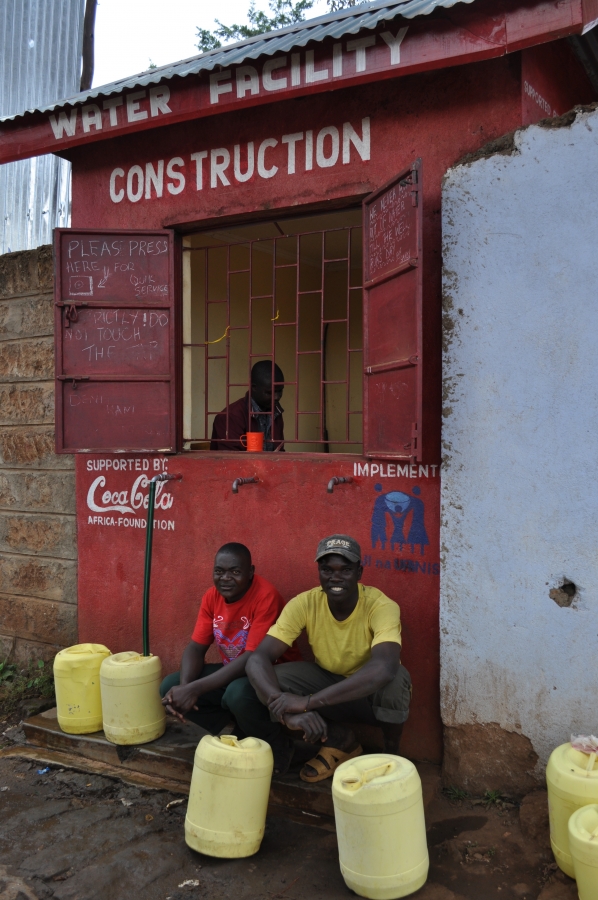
[142,473,182,657]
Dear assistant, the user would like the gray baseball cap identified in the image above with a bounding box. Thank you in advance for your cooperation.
[315,534,361,564]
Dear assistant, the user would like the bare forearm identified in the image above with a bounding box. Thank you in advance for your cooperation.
[180,643,206,685]
[189,653,250,694]
[246,654,281,702]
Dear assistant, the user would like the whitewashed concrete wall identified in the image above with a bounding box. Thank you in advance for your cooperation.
[441,107,598,770]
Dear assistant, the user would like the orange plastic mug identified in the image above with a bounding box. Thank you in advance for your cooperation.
[240,432,264,452]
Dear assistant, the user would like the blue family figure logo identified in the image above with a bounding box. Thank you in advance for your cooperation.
[371,484,430,555]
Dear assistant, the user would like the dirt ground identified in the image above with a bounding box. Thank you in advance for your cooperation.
[0,746,580,900]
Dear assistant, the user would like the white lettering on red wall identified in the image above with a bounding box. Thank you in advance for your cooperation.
[523,80,555,117]
[353,462,440,478]
[207,32,407,105]
[85,457,176,529]
[108,117,370,204]
[47,32,406,141]
[49,86,173,139]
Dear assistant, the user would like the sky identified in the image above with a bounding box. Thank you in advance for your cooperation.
[93,0,330,89]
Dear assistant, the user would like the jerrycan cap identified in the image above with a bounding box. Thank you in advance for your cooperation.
[196,733,273,777]
[335,753,416,791]
[219,735,263,751]
[58,643,111,656]
[100,651,162,684]
[561,744,598,777]
[110,651,153,665]
[570,804,598,841]
[55,644,111,672]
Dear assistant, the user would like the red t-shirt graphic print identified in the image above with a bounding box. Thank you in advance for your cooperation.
[191,574,300,665]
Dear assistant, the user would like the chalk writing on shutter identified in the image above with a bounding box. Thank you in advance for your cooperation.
[54,229,176,453]
[365,178,417,285]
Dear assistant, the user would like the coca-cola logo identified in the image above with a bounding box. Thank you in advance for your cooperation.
[87,474,174,515]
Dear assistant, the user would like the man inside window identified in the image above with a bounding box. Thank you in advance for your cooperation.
[210,360,285,451]
[246,535,411,781]
[160,542,300,741]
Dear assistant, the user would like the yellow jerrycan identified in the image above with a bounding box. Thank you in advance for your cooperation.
[99,651,165,745]
[185,734,273,858]
[53,643,111,734]
[546,742,598,876]
[568,804,598,900]
[332,754,429,900]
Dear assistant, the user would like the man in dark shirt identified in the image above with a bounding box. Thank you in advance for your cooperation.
[210,361,285,451]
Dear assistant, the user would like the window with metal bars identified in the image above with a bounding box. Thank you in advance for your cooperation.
[182,209,363,453]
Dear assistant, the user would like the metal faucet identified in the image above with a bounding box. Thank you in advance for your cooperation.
[232,476,260,494]
[327,476,353,493]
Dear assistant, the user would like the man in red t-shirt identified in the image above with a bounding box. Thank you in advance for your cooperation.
[160,542,299,763]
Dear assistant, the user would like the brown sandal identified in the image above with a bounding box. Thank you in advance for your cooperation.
[300,744,363,783]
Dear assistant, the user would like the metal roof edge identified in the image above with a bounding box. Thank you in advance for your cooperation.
[167,0,408,60]
[1,0,475,122]
[568,26,598,94]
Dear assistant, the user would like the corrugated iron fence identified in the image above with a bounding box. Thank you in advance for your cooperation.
[0,0,85,254]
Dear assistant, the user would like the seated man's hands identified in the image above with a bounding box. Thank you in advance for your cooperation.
[268,691,311,722]
[267,692,328,742]
[162,682,201,722]
[284,711,328,744]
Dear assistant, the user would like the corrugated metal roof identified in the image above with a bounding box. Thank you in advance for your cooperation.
[0,0,84,253]
[2,0,475,122]
[0,0,85,117]
[0,155,71,255]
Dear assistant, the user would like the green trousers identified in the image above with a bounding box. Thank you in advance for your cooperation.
[161,661,412,745]
[159,665,281,742]
[269,661,412,725]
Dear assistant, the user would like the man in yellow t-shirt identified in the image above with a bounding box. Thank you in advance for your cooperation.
[246,534,412,782]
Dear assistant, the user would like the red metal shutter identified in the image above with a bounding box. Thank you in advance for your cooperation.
[363,159,423,461]
[54,229,177,453]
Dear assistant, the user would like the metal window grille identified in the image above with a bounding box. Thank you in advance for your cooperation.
[183,217,363,452]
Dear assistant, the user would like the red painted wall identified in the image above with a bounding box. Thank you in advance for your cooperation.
[69,53,571,763]
[3,0,596,165]
[78,454,440,761]
[521,40,595,124]
[69,56,525,472]
[69,58,523,233]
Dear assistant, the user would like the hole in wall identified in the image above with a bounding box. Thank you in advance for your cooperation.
[549,579,576,608]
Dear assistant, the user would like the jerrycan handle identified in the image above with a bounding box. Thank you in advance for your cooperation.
[341,761,394,791]
[219,735,242,748]
[586,752,597,775]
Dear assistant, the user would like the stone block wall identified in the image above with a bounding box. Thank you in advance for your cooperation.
[0,245,77,664]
